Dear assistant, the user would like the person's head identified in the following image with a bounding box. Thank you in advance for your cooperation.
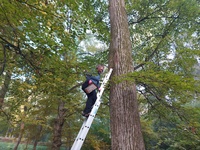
[96,64,104,74]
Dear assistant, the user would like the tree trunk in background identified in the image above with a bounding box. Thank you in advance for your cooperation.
[0,71,11,108]
[108,0,145,149]
[52,101,66,150]
[13,122,24,150]
[33,125,43,150]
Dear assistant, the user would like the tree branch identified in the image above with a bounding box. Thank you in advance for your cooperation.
[134,14,179,70]
[139,83,188,122]
[15,0,61,19]
[0,37,41,72]
[0,44,6,75]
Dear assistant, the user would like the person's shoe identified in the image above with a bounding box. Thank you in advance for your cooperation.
[84,113,90,117]
[82,111,90,117]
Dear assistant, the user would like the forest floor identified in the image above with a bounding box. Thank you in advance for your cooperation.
[0,137,54,150]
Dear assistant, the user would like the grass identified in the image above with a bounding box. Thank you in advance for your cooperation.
[0,141,47,150]
[0,141,66,150]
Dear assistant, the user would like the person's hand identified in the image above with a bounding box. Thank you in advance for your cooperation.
[98,88,101,91]
[88,80,92,84]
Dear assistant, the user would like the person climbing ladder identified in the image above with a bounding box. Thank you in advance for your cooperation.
[81,64,104,117]
[71,68,112,150]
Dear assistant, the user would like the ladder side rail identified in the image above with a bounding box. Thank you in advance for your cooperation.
[71,68,113,150]
[70,87,104,150]
[70,119,87,149]
[71,103,99,150]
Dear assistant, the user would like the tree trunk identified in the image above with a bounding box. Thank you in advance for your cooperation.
[33,125,43,150]
[0,71,11,108]
[52,101,66,150]
[108,0,145,149]
[13,122,24,150]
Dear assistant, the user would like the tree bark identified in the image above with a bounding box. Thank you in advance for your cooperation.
[52,101,66,150]
[0,71,11,108]
[108,0,145,149]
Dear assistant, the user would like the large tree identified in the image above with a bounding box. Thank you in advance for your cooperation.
[108,0,145,149]
[108,0,200,149]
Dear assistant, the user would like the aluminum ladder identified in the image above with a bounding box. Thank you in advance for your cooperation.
[71,68,113,150]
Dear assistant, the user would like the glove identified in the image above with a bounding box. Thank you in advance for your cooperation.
[88,80,92,84]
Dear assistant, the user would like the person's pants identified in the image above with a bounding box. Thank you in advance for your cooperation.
[83,90,97,114]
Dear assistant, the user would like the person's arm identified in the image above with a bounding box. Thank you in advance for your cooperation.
[89,74,101,88]
[89,75,100,82]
